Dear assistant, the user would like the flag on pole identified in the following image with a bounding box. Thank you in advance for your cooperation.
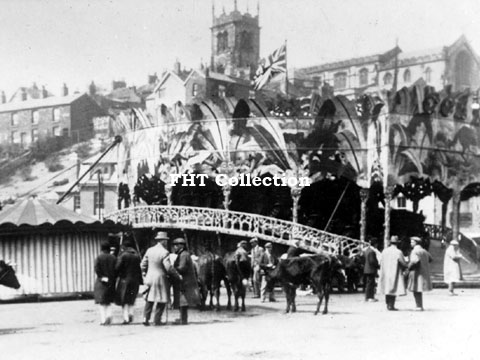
[253,43,287,90]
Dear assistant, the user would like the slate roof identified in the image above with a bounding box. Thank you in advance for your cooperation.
[0,93,86,113]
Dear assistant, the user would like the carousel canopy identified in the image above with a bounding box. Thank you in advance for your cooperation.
[0,197,98,227]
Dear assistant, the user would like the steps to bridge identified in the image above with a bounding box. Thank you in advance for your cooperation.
[105,205,365,256]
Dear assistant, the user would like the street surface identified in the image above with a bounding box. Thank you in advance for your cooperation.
[0,289,478,360]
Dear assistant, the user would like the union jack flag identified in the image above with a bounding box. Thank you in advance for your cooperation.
[253,43,287,90]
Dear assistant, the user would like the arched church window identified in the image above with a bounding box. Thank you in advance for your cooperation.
[239,31,252,67]
[217,31,228,52]
[359,68,368,86]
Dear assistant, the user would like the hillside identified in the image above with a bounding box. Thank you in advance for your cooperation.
[0,139,106,206]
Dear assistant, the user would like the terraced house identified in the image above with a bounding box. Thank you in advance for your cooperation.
[0,89,106,148]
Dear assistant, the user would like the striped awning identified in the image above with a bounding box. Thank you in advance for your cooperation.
[0,198,97,227]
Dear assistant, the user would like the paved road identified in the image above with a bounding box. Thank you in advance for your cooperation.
[0,289,478,360]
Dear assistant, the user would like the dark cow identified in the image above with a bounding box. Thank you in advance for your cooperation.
[224,251,251,312]
[196,252,232,311]
[0,260,20,289]
[265,254,342,315]
[338,254,364,292]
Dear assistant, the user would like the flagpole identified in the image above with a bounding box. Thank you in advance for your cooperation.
[285,39,289,98]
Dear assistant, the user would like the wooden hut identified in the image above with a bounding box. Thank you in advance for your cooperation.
[0,197,123,300]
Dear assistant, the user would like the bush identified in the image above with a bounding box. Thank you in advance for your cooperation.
[31,136,71,162]
[75,142,92,159]
[19,165,37,181]
[45,155,65,172]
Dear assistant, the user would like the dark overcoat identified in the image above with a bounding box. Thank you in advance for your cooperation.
[363,247,380,275]
[94,252,116,305]
[174,249,201,307]
[115,247,143,306]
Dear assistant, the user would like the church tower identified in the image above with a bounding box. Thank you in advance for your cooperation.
[210,0,260,80]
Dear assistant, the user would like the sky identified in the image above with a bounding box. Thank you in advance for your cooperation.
[1,0,480,96]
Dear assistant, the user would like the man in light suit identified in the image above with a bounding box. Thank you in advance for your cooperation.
[141,231,181,326]
[250,238,264,298]
[378,235,408,311]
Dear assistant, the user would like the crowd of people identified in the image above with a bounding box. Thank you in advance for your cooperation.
[93,231,200,326]
[365,235,467,311]
[93,230,467,325]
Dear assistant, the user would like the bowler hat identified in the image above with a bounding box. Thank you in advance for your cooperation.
[155,231,169,240]
[173,238,187,245]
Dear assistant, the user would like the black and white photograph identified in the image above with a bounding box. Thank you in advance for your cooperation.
[1,0,479,359]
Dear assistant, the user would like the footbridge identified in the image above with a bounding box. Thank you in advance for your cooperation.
[105,205,365,256]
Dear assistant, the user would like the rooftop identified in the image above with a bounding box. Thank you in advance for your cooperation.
[0,93,86,113]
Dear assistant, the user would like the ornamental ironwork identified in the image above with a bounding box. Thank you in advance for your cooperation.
[105,205,365,256]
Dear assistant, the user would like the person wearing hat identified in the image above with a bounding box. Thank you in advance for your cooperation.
[259,242,278,302]
[235,240,249,262]
[407,236,433,311]
[94,241,116,325]
[443,239,468,296]
[141,231,181,326]
[378,235,408,311]
[172,238,200,325]
[250,238,264,298]
[363,238,380,302]
[114,235,143,324]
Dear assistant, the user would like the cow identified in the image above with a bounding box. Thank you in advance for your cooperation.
[337,254,364,292]
[0,260,20,290]
[264,254,342,315]
[224,251,251,312]
[196,252,232,311]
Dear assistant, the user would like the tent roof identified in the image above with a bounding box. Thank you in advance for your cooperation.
[0,198,98,227]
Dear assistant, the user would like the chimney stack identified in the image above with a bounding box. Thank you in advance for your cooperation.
[62,83,69,96]
[173,59,181,75]
[89,81,96,96]
[0,91,6,104]
[21,88,27,101]
[148,73,158,85]
[41,85,48,98]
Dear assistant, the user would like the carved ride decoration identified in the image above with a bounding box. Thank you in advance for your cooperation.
[105,205,365,256]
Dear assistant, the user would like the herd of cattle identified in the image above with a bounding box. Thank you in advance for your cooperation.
[194,250,364,315]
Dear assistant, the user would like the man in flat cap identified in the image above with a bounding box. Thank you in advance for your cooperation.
[172,237,200,325]
[250,238,264,298]
[407,236,432,311]
[260,242,278,302]
[378,235,408,311]
[141,231,181,326]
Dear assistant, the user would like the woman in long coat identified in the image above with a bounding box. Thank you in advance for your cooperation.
[115,238,143,324]
[172,237,200,325]
[443,240,466,295]
[94,241,116,325]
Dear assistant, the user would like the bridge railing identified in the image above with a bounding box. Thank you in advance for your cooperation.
[105,205,365,256]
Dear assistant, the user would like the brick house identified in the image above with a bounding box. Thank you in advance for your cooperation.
[0,93,106,148]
